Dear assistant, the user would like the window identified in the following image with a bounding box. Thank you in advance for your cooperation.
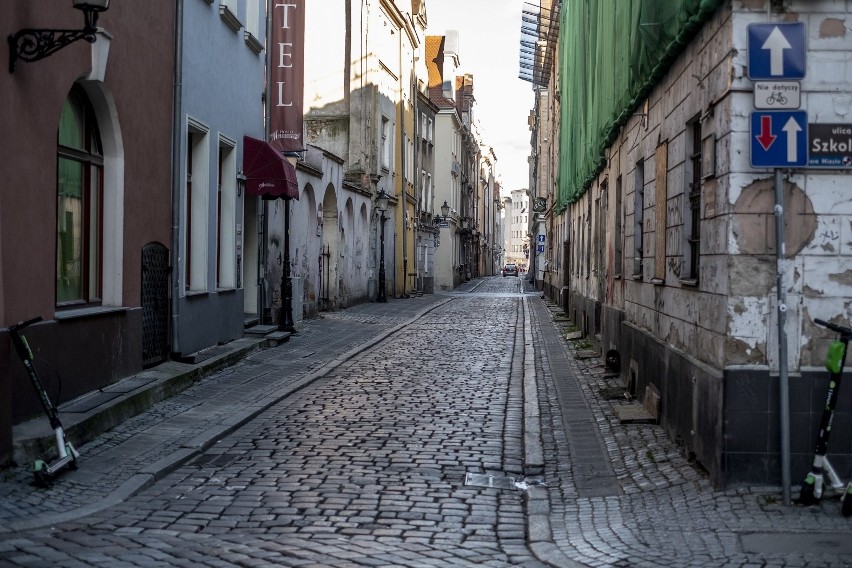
[653,142,668,284]
[633,159,644,279]
[186,120,210,292]
[597,183,607,284]
[218,137,237,289]
[219,0,242,32]
[244,0,263,53]
[586,196,592,278]
[614,175,623,277]
[381,116,390,170]
[57,86,103,306]
[685,116,702,283]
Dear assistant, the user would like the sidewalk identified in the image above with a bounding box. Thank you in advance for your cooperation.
[525,286,852,566]
[0,292,452,534]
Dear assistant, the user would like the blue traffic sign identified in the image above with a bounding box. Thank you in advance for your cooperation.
[536,234,545,243]
[750,111,808,168]
[748,22,806,80]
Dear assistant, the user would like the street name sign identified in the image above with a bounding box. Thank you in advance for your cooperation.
[808,123,852,168]
[750,110,808,168]
[747,22,806,80]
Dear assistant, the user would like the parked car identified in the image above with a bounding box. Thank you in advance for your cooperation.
[502,263,518,277]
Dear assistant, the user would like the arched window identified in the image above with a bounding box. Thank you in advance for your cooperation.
[57,85,103,305]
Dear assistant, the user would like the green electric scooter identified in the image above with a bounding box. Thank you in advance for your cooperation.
[798,318,852,516]
[9,317,79,486]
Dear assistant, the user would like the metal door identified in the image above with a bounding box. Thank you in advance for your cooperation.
[141,242,170,367]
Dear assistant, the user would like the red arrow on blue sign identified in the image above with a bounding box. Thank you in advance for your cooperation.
[756,115,776,150]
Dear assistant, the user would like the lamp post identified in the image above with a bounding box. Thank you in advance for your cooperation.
[376,188,389,302]
[279,154,299,332]
[9,0,110,73]
[279,196,295,331]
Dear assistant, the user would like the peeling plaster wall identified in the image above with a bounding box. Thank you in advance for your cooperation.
[728,1,852,370]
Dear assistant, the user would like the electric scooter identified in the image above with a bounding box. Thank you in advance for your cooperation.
[797,318,851,516]
[9,317,79,486]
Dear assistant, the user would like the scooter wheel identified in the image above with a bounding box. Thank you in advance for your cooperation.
[797,476,819,506]
[67,445,79,470]
[843,494,852,517]
[32,461,50,488]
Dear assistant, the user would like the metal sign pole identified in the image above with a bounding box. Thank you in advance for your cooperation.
[774,167,791,505]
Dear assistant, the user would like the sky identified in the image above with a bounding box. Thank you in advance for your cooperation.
[424,0,534,195]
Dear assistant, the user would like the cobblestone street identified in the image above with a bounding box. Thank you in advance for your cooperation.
[1,277,851,566]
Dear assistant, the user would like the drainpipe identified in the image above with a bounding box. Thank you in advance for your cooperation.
[169,0,184,355]
[412,51,421,293]
[400,47,408,299]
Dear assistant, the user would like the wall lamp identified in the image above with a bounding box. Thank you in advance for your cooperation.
[236,171,247,197]
[9,0,110,73]
[433,200,450,226]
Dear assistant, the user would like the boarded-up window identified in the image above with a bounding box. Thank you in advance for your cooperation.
[654,142,667,283]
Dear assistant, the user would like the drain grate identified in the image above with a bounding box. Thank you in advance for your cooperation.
[464,472,545,490]
[464,472,517,489]
[188,453,241,468]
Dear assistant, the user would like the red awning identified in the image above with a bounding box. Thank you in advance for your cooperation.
[242,135,300,200]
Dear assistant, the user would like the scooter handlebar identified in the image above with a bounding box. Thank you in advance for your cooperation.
[814,318,852,337]
[10,316,43,333]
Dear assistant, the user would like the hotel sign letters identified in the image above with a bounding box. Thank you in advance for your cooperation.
[269,1,305,152]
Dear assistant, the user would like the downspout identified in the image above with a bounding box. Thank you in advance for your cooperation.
[412,50,421,293]
[258,0,272,323]
[170,0,184,355]
[400,43,408,299]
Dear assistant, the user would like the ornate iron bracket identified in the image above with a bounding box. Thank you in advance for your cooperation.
[8,7,102,73]
[9,28,97,73]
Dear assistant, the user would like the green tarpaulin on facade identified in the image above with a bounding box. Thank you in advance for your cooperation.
[557,0,724,211]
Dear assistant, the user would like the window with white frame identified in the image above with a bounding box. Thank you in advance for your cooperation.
[186,120,210,292]
[56,85,103,306]
[381,116,390,171]
[217,137,237,289]
[244,0,263,53]
[219,0,242,32]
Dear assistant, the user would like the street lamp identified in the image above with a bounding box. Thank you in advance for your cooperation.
[441,200,450,219]
[9,0,111,73]
[279,153,299,333]
[376,188,389,303]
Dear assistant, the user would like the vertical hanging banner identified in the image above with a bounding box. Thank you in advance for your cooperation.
[269,1,305,153]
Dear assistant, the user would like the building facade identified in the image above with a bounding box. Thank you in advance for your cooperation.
[531,0,852,487]
[0,2,174,463]
[174,0,267,358]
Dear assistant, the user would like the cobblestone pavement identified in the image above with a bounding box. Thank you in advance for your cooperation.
[1,276,852,567]
[0,279,546,567]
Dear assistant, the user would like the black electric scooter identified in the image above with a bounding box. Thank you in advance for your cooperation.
[9,317,79,486]
[797,318,851,515]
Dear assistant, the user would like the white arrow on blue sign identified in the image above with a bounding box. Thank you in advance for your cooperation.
[747,22,806,80]
[750,110,808,168]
